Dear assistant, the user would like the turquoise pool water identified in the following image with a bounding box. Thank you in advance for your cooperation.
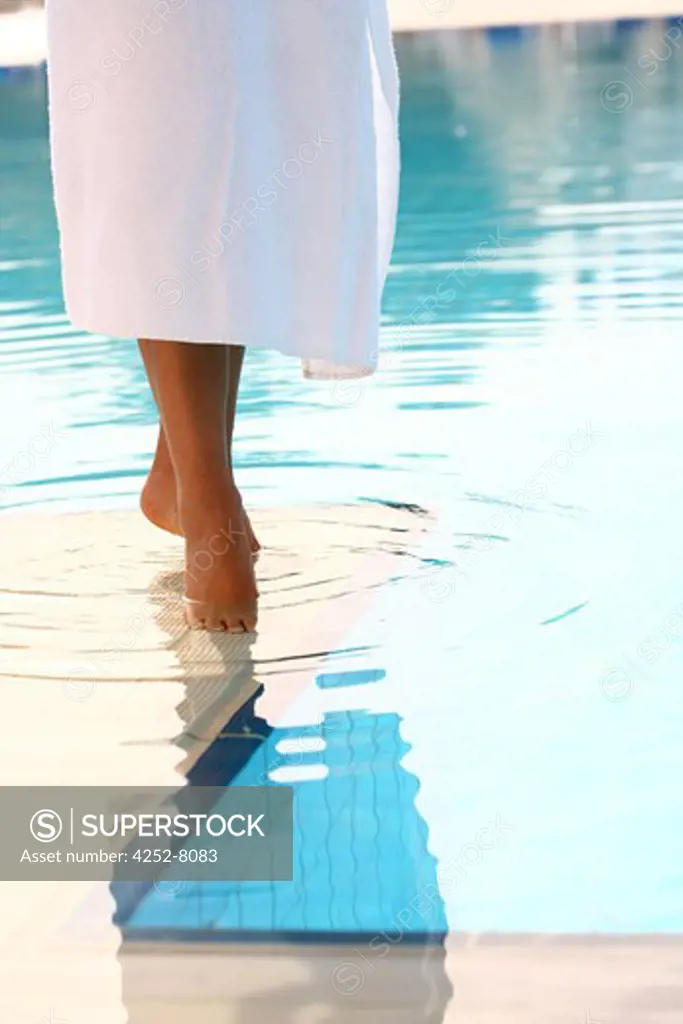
[2,22,683,938]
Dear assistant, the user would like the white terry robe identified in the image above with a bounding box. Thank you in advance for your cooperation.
[45,0,400,380]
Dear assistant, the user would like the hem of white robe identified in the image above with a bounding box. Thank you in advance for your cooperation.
[63,311,376,381]
[302,360,374,380]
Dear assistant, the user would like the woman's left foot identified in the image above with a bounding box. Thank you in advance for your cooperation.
[140,453,181,536]
[141,458,261,557]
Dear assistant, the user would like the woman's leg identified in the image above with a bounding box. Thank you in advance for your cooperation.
[139,338,258,632]
[225,344,244,472]
[225,346,261,555]
[139,341,179,536]
[140,344,260,554]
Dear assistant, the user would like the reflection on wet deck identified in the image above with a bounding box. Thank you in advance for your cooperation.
[0,502,436,1023]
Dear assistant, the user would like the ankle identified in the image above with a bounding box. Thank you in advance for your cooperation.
[178,479,241,534]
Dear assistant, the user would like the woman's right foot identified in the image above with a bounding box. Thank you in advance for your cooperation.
[181,488,259,632]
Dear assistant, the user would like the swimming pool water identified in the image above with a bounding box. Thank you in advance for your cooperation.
[2,21,683,938]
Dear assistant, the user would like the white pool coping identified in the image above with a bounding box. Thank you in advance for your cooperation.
[391,0,683,30]
[0,7,45,67]
[2,3,683,67]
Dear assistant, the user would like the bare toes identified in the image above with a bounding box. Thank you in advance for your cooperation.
[184,600,256,634]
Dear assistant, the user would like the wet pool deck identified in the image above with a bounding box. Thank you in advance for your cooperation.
[0,502,435,1023]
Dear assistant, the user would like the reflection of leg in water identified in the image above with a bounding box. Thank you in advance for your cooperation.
[143,565,260,753]
[111,568,263,933]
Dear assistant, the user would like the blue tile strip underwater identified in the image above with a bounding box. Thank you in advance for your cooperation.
[115,692,447,940]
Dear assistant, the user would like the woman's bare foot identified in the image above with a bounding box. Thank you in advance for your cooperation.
[140,449,261,556]
[140,453,181,536]
[181,486,259,632]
